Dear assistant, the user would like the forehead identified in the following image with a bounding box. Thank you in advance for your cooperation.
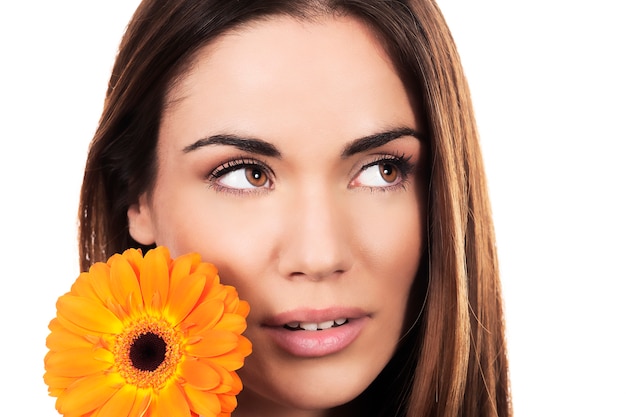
[166,15,399,105]
[160,15,417,148]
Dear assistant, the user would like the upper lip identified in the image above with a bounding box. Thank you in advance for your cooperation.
[262,306,369,327]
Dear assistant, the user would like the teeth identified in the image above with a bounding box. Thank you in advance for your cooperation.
[300,322,319,331]
[317,320,334,330]
[284,318,348,331]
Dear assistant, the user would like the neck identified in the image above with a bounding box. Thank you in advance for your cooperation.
[231,390,361,417]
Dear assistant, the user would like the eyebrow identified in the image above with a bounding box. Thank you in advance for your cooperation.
[341,127,422,158]
[182,134,281,157]
[182,127,422,157]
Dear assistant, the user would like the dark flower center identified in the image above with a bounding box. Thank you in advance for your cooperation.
[129,332,167,372]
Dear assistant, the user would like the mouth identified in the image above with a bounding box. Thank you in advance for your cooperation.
[283,318,348,331]
[262,309,367,357]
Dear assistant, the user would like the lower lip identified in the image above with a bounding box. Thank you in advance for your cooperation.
[264,318,368,358]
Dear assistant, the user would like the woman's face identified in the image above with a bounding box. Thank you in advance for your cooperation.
[128,15,426,415]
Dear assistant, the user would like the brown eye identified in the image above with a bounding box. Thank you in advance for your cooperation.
[379,163,398,183]
[245,167,268,187]
[351,158,406,189]
[213,160,272,190]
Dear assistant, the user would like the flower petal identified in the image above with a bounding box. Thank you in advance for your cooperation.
[183,385,221,417]
[235,300,251,317]
[153,383,190,417]
[70,272,99,300]
[128,389,152,417]
[119,247,144,276]
[140,247,171,312]
[196,268,221,301]
[46,319,93,351]
[44,372,76,390]
[180,358,221,390]
[219,392,238,413]
[92,384,137,417]
[87,263,115,305]
[222,287,244,313]
[210,337,251,371]
[201,276,228,302]
[212,313,247,334]
[204,362,235,394]
[236,335,253,358]
[186,330,239,358]
[191,261,218,280]
[229,371,243,394]
[170,252,200,288]
[56,372,122,416]
[183,299,224,334]
[166,272,206,325]
[108,253,143,314]
[57,295,123,334]
[45,348,113,378]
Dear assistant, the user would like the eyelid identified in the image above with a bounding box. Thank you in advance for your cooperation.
[208,157,267,177]
[206,157,274,193]
[350,153,416,190]
[365,152,413,171]
[361,153,407,168]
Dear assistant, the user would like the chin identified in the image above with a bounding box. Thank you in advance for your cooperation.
[237,353,384,415]
[280,385,362,410]
[237,384,365,416]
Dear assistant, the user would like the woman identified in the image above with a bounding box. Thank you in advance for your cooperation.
[79,0,511,416]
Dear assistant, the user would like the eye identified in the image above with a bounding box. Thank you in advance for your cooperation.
[353,160,403,188]
[210,159,272,190]
[220,166,269,188]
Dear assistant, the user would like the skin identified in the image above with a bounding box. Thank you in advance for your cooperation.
[128,15,426,417]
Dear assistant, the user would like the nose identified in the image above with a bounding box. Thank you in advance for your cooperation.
[277,187,353,281]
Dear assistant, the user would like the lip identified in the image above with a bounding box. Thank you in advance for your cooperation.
[262,307,369,358]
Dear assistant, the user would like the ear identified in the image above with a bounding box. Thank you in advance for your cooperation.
[127,193,156,245]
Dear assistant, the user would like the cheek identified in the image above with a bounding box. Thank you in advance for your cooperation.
[150,191,279,286]
[353,195,423,312]
[353,194,423,269]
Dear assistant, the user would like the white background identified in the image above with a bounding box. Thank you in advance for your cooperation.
[1,1,624,415]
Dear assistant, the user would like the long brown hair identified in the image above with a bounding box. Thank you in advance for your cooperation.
[79,1,511,416]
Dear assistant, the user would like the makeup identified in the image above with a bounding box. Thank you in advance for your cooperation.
[263,308,369,357]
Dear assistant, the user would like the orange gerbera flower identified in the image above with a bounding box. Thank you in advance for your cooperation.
[44,246,252,417]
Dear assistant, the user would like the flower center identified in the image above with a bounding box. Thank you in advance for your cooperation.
[114,318,183,389]
[129,332,167,371]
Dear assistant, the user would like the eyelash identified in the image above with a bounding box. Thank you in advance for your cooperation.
[206,157,274,195]
[356,153,415,192]
[205,153,416,194]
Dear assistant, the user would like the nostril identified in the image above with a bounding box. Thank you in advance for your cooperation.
[287,269,346,282]
[276,205,354,279]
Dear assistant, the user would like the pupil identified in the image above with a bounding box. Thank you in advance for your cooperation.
[246,167,266,185]
[129,332,167,372]
[380,163,397,182]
